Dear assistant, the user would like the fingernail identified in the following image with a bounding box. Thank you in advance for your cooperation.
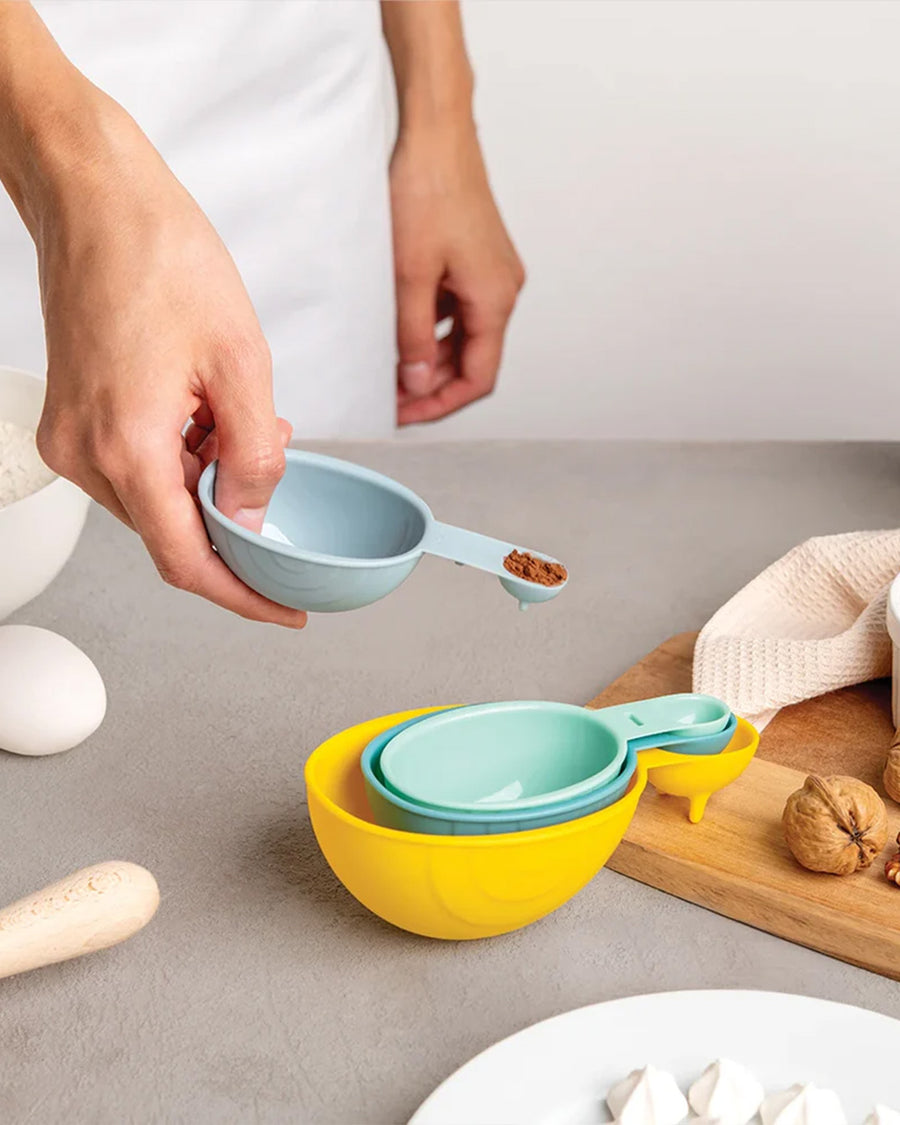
[400,361,434,397]
[232,506,267,532]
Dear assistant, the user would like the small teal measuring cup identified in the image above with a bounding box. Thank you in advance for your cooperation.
[198,451,567,613]
[378,694,732,814]
[361,714,640,835]
[380,710,737,815]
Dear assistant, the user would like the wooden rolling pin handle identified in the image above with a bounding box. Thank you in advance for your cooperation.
[0,861,159,980]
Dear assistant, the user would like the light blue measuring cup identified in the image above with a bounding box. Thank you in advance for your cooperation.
[198,451,567,613]
[378,694,732,814]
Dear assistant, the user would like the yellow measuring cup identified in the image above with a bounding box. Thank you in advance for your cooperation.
[305,708,758,940]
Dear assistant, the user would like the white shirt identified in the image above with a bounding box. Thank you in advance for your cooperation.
[0,0,396,438]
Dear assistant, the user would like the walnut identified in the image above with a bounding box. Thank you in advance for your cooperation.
[782,775,888,875]
[886,848,900,887]
[883,730,900,804]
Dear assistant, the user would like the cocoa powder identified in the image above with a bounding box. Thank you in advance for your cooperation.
[503,549,568,586]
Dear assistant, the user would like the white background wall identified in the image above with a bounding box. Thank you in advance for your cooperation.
[416,0,900,440]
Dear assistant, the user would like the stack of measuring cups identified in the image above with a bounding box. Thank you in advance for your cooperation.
[360,694,737,836]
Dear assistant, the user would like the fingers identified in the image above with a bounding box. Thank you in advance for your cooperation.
[398,371,488,425]
[181,413,291,496]
[204,340,285,533]
[113,436,307,628]
[39,404,305,628]
[397,335,456,408]
[396,270,441,398]
[398,300,506,425]
[397,247,524,424]
[183,401,215,454]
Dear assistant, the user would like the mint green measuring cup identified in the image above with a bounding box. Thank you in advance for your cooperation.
[377,694,731,813]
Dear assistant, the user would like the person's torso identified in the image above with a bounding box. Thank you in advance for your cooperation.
[1,1,395,437]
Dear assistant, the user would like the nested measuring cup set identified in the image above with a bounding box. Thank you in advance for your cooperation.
[198,450,759,940]
[362,695,740,835]
[305,697,758,940]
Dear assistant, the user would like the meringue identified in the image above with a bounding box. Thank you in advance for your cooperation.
[866,1107,900,1125]
[606,1065,689,1125]
[760,1084,847,1125]
[688,1059,764,1125]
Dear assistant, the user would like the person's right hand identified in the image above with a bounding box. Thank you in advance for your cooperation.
[28,87,307,628]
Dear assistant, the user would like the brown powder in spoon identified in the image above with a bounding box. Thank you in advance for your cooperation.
[503,549,568,587]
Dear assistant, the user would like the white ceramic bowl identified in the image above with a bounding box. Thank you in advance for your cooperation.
[0,366,90,620]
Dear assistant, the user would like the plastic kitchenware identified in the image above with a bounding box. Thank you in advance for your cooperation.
[362,714,639,835]
[198,450,567,613]
[0,367,90,621]
[362,712,737,835]
[378,694,732,814]
[305,707,759,939]
[384,709,737,807]
[628,710,736,757]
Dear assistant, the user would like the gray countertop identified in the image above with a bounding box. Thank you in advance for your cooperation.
[3,441,900,1124]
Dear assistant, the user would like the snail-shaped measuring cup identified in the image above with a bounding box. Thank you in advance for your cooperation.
[198,450,567,613]
[306,707,759,939]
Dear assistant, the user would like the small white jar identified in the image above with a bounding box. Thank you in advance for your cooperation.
[888,572,900,727]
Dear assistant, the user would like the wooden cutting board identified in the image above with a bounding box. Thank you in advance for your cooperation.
[587,633,900,980]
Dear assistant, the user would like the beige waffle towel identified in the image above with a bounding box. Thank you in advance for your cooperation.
[693,530,900,730]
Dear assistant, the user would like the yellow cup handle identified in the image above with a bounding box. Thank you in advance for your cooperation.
[635,746,692,770]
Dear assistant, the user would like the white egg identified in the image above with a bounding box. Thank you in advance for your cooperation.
[0,625,106,756]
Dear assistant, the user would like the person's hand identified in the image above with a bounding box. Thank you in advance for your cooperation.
[30,91,306,627]
[391,118,525,425]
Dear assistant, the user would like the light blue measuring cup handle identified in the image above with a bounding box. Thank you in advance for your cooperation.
[421,521,568,609]
[593,694,731,745]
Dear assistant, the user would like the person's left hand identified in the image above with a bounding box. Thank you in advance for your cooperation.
[391,118,525,425]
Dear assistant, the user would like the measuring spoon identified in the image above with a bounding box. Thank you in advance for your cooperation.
[198,450,567,613]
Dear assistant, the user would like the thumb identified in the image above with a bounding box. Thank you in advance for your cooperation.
[208,373,287,534]
[396,274,440,398]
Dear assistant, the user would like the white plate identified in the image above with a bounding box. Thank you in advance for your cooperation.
[410,990,900,1124]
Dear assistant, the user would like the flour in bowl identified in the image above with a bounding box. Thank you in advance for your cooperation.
[0,420,55,509]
